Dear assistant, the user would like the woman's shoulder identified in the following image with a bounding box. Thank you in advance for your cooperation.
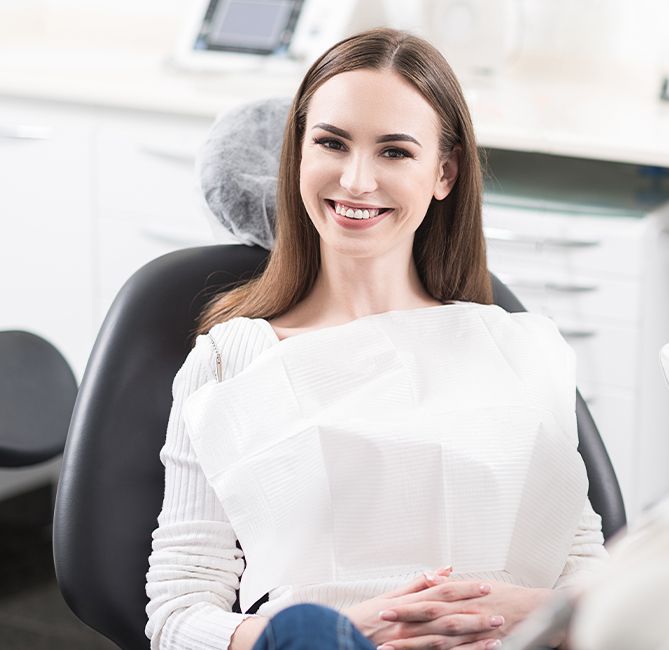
[178,317,274,385]
[197,317,275,379]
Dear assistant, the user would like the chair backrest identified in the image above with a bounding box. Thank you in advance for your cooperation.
[0,330,77,467]
[53,244,626,650]
[490,275,626,541]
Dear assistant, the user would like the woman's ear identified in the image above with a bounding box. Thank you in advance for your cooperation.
[433,145,461,200]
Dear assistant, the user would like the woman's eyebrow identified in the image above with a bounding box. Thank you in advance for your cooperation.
[312,122,422,147]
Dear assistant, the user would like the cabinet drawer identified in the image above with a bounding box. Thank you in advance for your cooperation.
[491,262,640,325]
[535,314,638,391]
[96,114,212,229]
[484,204,644,279]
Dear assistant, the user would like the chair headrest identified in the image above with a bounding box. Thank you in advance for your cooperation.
[197,96,292,251]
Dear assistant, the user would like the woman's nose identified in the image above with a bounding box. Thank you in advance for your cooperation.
[339,154,377,196]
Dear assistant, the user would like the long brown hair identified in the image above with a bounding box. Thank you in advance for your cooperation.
[194,27,491,339]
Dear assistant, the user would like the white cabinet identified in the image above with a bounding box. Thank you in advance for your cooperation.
[0,100,95,384]
[483,151,669,521]
[0,101,95,498]
[93,111,216,321]
[0,98,226,498]
[0,99,223,381]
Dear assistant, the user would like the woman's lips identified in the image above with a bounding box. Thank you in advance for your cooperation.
[325,199,393,230]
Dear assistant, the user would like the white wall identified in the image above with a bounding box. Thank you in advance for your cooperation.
[7,0,668,84]
[517,0,669,81]
[399,0,669,86]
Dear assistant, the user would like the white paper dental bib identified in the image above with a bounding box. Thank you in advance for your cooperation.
[183,304,588,615]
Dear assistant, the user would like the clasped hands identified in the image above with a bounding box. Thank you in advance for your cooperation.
[342,567,555,650]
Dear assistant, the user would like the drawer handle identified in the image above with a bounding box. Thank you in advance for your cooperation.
[137,144,196,165]
[484,227,601,248]
[559,327,597,339]
[496,274,598,293]
[0,125,52,140]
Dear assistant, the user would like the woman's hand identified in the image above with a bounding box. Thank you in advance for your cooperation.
[342,568,505,650]
[377,578,556,645]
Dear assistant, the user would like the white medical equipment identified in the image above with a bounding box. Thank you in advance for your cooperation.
[171,0,382,73]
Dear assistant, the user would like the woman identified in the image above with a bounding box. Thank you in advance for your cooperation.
[145,28,607,650]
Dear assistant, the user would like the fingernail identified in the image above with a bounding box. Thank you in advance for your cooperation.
[377,645,394,650]
[438,565,453,574]
[490,615,505,627]
[485,641,502,649]
[480,583,492,594]
[378,610,398,621]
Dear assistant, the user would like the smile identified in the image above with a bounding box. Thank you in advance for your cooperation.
[329,200,391,220]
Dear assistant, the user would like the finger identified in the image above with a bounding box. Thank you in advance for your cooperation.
[377,632,495,649]
[383,568,452,599]
[455,639,503,650]
[383,575,437,599]
[437,614,505,636]
[424,580,492,603]
[379,602,504,632]
[395,580,490,606]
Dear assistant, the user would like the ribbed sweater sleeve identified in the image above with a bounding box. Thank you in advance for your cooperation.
[145,320,271,650]
[554,497,609,591]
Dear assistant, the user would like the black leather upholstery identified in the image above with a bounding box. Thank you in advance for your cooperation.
[0,330,77,467]
[53,244,626,650]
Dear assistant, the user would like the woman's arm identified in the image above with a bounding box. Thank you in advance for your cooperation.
[230,617,269,650]
[553,497,608,591]
[145,331,261,650]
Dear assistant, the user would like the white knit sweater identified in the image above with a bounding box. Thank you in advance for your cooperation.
[145,304,608,650]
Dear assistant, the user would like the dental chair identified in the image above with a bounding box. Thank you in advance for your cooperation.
[52,243,626,650]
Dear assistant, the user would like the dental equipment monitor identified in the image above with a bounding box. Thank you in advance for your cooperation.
[172,0,359,72]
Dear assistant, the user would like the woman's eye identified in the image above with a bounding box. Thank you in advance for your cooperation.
[313,137,345,151]
[382,147,412,159]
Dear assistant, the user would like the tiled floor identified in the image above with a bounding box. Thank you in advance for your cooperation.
[0,485,118,649]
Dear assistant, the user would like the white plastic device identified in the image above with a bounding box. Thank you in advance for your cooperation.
[170,0,363,74]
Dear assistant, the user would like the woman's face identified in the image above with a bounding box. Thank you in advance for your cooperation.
[299,68,457,257]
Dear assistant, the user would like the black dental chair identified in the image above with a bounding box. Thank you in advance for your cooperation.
[52,243,626,649]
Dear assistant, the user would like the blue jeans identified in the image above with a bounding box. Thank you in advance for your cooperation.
[251,603,376,650]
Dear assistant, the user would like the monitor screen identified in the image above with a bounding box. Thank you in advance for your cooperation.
[194,0,303,55]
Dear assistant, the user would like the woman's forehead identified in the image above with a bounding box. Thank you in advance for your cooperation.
[305,69,440,141]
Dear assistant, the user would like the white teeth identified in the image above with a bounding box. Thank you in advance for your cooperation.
[334,201,381,220]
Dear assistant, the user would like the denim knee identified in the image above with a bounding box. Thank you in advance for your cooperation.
[252,603,375,650]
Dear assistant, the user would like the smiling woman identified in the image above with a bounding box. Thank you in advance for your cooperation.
[145,27,607,650]
[194,26,491,338]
